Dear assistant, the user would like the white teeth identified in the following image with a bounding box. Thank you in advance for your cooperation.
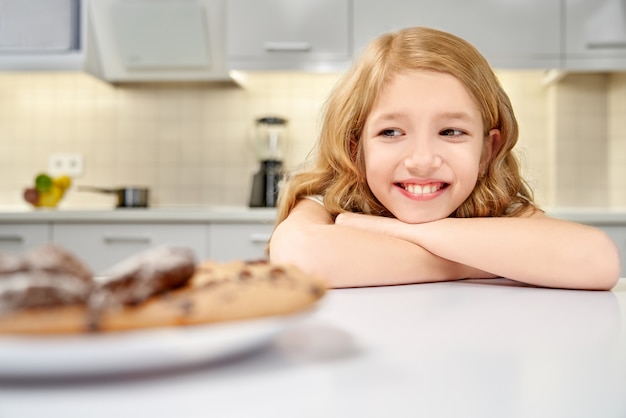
[404,183,441,195]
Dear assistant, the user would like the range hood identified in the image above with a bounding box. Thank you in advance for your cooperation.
[85,0,231,82]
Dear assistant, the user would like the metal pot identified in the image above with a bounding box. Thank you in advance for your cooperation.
[78,186,150,208]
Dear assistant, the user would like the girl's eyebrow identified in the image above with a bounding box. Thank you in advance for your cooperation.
[437,111,474,121]
[371,111,474,121]
[369,111,407,122]
[368,111,477,125]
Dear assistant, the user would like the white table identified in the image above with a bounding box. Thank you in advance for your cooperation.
[1,278,625,418]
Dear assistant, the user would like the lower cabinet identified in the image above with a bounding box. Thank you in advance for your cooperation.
[49,221,274,274]
[208,222,274,262]
[52,223,208,274]
[0,223,50,254]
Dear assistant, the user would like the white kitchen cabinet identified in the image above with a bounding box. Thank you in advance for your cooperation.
[52,223,208,274]
[226,0,351,71]
[563,0,626,70]
[353,0,561,69]
[0,0,84,71]
[208,222,273,262]
[0,223,50,253]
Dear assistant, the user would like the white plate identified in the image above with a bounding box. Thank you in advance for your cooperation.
[0,313,307,379]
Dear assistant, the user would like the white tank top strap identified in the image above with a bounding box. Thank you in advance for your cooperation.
[303,195,324,206]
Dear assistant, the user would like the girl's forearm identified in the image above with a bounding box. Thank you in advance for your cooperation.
[337,214,620,290]
[416,217,619,289]
[270,219,493,288]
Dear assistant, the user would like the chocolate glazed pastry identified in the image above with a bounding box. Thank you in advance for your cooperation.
[87,246,197,329]
[0,245,199,334]
[0,246,93,313]
[23,245,93,282]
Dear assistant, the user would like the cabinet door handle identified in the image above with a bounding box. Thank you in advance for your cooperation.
[0,235,23,243]
[587,41,626,49]
[103,236,151,244]
[249,233,271,244]
[263,42,311,52]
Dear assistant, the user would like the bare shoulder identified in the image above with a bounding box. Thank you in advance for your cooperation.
[521,207,549,219]
[269,198,333,265]
[280,197,334,225]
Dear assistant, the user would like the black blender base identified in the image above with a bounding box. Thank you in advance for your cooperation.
[249,171,267,207]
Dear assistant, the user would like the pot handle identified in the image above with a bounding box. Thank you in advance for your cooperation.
[77,186,118,194]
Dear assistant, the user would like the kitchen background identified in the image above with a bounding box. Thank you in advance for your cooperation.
[1,70,625,210]
[1,0,625,212]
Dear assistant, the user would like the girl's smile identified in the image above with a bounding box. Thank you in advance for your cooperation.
[362,70,498,223]
[395,181,448,200]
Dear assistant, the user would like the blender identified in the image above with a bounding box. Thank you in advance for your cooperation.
[249,116,287,207]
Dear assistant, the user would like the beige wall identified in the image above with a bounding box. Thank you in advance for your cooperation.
[497,71,551,207]
[608,73,626,208]
[544,72,626,209]
[548,73,609,207]
[0,72,338,209]
[0,70,623,210]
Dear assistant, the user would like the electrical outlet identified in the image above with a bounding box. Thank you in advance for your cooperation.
[48,153,84,177]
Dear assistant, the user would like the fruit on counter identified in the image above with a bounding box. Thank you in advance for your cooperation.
[38,185,64,208]
[23,187,40,206]
[53,175,72,191]
[35,173,53,193]
[24,174,72,208]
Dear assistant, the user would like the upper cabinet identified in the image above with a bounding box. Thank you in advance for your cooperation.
[85,0,230,82]
[5,0,626,75]
[226,0,352,71]
[563,0,626,70]
[353,0,561,70]
[0,0,84,71]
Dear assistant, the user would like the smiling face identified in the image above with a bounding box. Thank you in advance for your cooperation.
[362,70,499,223]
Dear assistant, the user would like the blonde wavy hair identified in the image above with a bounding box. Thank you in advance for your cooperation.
[275,26,536,226]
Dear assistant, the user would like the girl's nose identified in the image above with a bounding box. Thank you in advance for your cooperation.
[403,137,443,173]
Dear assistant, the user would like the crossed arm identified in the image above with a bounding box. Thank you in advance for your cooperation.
[269,199,620,290]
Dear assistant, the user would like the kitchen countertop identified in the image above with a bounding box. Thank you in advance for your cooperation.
[0,206,278,223]
[0,206,625,224]
[0,278,624,418]
[547,208,626,225]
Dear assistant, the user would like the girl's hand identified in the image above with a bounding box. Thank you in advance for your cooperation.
[335,212,408,238]
[335,212,496,280]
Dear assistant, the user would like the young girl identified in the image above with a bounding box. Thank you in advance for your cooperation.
[269,26,620,290]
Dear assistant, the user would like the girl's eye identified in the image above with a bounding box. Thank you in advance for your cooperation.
[379,129,402,138]
[440,128,465,137]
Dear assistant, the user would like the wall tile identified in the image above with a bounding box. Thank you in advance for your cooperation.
[608,73,626,208]
[546,73,610,208]
[0,70,622,210]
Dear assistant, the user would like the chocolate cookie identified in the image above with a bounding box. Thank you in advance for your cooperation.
[0,259,326,334]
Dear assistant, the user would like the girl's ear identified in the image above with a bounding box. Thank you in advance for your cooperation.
[480,128,501,173]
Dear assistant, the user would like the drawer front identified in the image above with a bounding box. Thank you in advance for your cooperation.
[52,223,207,274]
[208,223,274,262]
[0,223,50,253]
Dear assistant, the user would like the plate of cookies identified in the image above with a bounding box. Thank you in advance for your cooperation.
[0,245,326,378]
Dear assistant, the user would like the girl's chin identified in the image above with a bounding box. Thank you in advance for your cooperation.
[393,212,448,224]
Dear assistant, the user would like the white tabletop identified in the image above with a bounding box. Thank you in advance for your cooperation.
[1,278,625,418]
